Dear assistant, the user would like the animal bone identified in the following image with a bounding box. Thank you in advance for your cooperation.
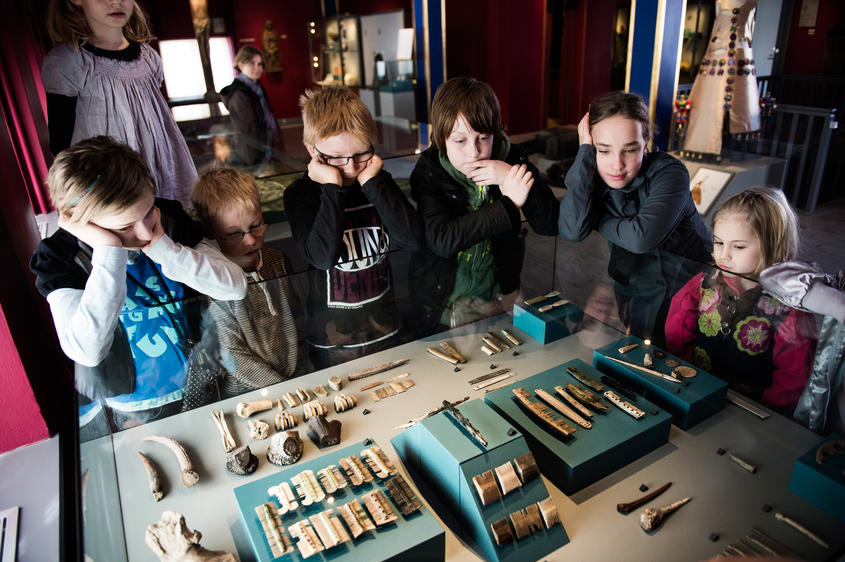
[303,399,328,420]
[328,376,342,392]
[313,385,329,397]
[617,482,672,514]
[639,497,691,532]
[249,419,271,440]
[296,388,313,402]
[267,431,303,466]
[138,451,164,501]
[236,399,273,418]
[225,444,258,475]
[145,510,236,562]
[334,393,357,413]
[308,414,342,447]
[775,512,829,549]
[276,411,297,431]
[210,409,236,452]
[142,435,199,488]
[282,392,300,408]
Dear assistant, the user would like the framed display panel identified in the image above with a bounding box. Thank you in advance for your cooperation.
[689,167,734,216]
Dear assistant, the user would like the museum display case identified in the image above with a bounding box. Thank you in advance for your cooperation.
[62,162,842,560]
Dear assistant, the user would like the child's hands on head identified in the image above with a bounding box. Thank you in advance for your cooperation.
[466,159,512,187]
[308,154,343,186]
[577,112,592,146]
[357,153,383,186]
[500,164,534,209]
[58,213,123,248]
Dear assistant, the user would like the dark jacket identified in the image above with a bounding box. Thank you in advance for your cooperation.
[409,144,559,324]
[220,78,274,165]
[30,199,205,400]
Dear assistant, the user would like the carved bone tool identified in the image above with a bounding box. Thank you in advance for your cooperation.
[617,482,672,514]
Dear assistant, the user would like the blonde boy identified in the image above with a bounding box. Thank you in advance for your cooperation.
[282,86,423,366]
[192,168,299,394]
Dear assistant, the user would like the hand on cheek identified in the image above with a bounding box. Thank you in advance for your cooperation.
[58,214,122,248]
[466,159,511,187]
[308,154,343,186]
[357,153,383,185]
[499,164,534,209]
[141,207,164,254]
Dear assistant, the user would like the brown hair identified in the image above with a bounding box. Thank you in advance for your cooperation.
[299,86,377,147]
[48,136,155,225]
[234,45,263,72]
[429,77,504,153]
[588,91,652,142]
[47,0,154,46]
[712,186,799,274]
[191,167,261,229]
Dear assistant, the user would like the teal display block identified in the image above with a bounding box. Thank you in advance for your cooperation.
[232,439,445,561]
[593,336,728,430]
[391,399,569,561]
[484,360,672,494]
[789,434,845,521]
[512,300,583,344]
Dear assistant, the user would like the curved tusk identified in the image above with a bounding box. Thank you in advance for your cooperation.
[137,451,164,501]
[143,435,199,488]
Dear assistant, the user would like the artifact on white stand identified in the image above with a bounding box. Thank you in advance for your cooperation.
[145,510,236,561]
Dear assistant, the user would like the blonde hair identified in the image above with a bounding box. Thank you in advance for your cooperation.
[712,186,799,271]
[191,167,261,228]
[47,0,154,46]
[430,77,504,154]
[48,136,155,225]
[300,87,377,148]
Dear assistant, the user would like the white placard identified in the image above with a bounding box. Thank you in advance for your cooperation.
[689,167,734,215]
[397,28,415,60]
[798,0,819,28]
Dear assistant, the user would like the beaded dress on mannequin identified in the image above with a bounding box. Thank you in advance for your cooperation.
[683,0,760,157]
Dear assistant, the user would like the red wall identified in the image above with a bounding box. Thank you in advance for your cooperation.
[782,0,845,76]
[550,0,615,125]
[339,0,410,15]
[445,0,547,135]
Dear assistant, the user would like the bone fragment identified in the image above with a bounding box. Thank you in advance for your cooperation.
[235,399,273,418]
[210,409,236,452]
[142,435,199,488]
[138,451,164,501]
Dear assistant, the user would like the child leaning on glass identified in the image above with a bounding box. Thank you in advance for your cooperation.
[664,187,817,414]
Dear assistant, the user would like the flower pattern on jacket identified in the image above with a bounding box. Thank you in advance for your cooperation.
[698,309,722,337]
[699,286,720,312]
[758,294,789,316]
[733,316,772,355]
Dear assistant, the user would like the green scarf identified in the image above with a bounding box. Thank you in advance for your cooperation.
[438,135,511,326]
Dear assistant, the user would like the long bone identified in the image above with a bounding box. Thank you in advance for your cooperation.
[236,399,274,418]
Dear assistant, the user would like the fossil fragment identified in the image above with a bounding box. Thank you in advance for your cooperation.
[513,452,539,484]
[210,409,236,452]
[495,461,521,495]
[312,385,329,398]
[618,342,639,354]
[317,465,348,493]
[327,376,343,392]
[225,444,259,475]
[310,509,350,549]
[554,386,595,418]
[729,453,757,474]
[524,290,560,306]
[267,431,304,466]
[643,353,654,368]
[361,489,398,526]
[512,387,577,438]
[347,358,411,381]
[338,500,375,538]
[536,388,592,428]
[604,390,646,419]
[664,358,680,368]
[566,365,605,392]
[302,399,328,420]
[639,496,691,532]
[509,505,543,539]
[248,419,271,440]
[565,383,609,412]
[427,346,461,365]
[473,372,515,390]
[334,393,357,413]
[235,399,273,418]
[815,439,845,465]
[385,474,423,516]
[255,502,294,558]
[490,517,515,546]
[482,335,503,353]
[145,510,236,561]
[138,451,163,501]
[339,455,374,486]
[672,365,697,378]
[501,329,522,346]
[468,368,511,384]
[472,470,501,506]
[440,341,467,362]
[361,446,398,478]
[603,356,682,383]
[288,519,325,559]
[486,332,510,350]
[443,399,488,447]
[538,298,570,313]
[775,512,829,548]
[282,392,300,408]
[617,482,672,514]
[308,414,342,447]
[537,497,560,528]
[275,410,297,431]
[291,469,326,506]
[142,435,199,488]
[296,388,313,402]
[481,345,496,356]
[267,481,299,513]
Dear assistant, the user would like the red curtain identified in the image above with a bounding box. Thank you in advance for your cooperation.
[0,1,52,215]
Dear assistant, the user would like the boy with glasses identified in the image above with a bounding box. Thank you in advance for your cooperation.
[283,86,424,367]
[191,168,301,396]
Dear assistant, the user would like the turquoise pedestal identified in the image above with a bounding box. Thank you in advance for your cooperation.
[512,300,583,344]
[484,360,672,494]
[232,439,444,561]
[593,336,728,430]
[789,434,845,521]
[391,399,569,561]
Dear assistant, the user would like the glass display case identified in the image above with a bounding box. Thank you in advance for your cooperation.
[308,15,364,88]
[57,151,844,560]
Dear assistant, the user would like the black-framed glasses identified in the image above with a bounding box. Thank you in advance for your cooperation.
[217,223,268,243]
[314,145,375,166]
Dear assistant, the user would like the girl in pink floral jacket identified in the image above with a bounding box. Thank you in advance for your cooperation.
[665,187,817,413]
